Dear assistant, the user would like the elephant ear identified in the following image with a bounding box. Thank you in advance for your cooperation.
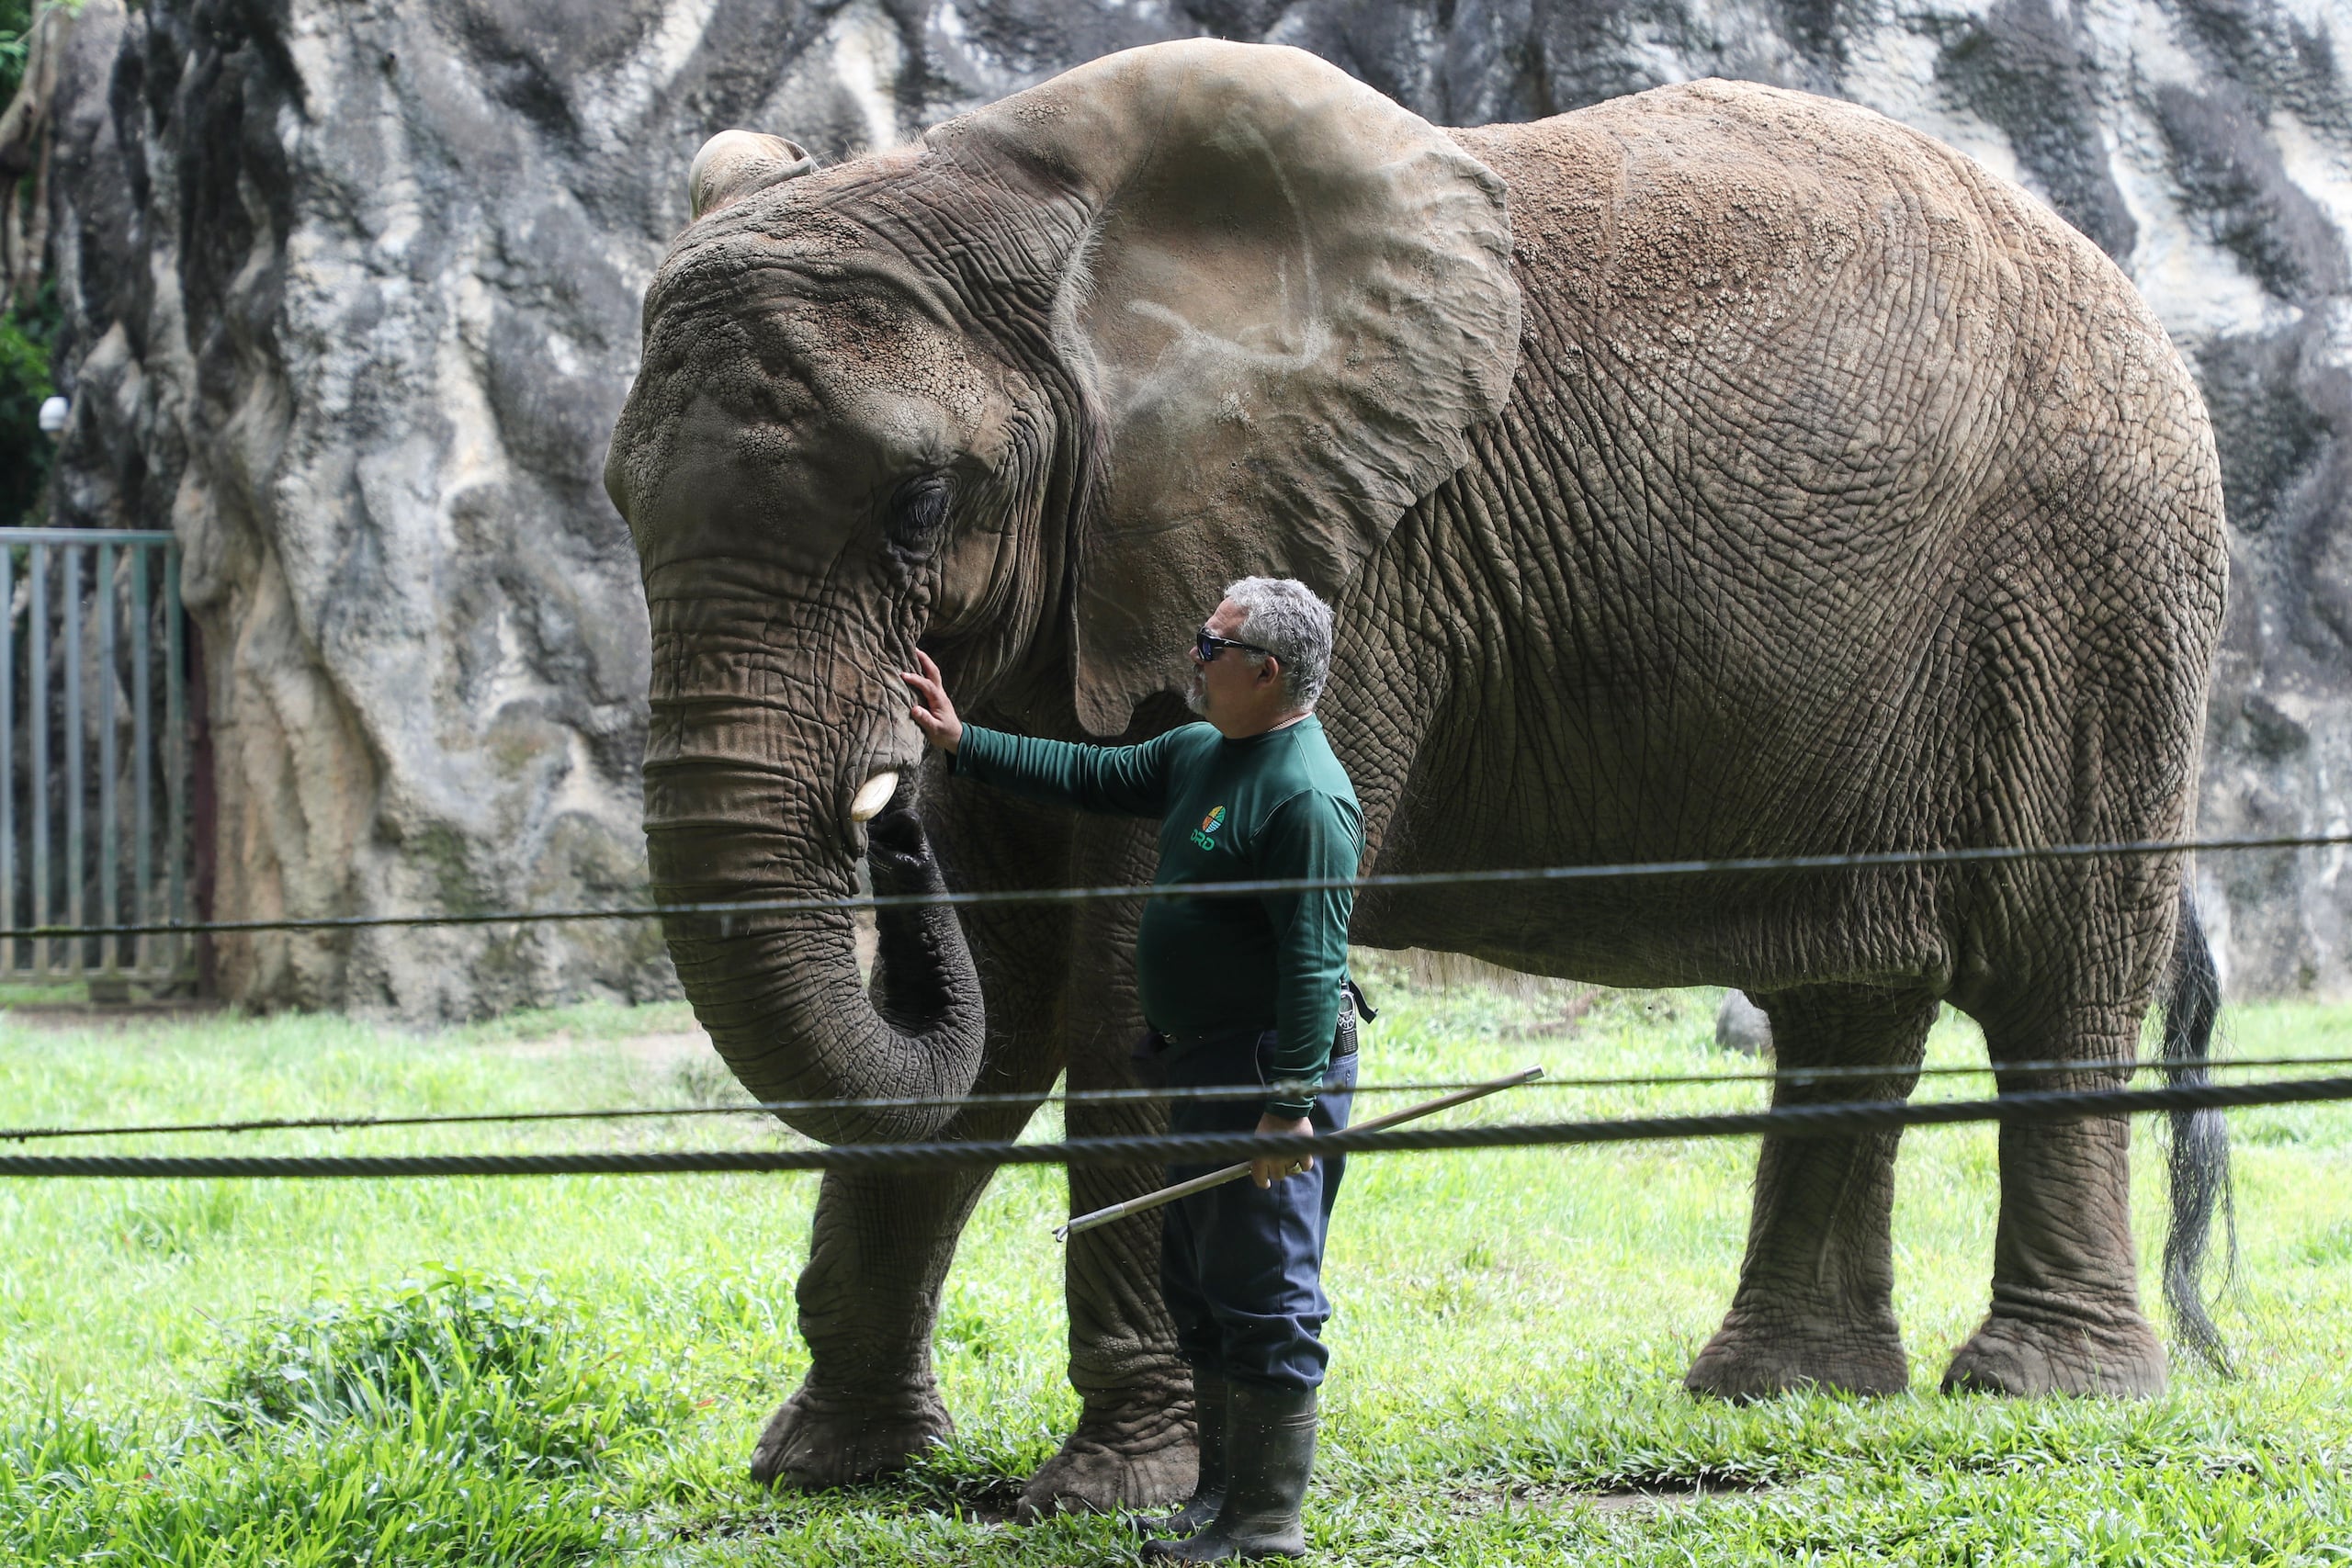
[689,130,818,220]
[941,40,1521,734]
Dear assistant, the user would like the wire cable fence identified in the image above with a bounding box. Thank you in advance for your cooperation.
[5,1072,2348,1179]
[4,827,2347,1179]
[9,1053,2352,1145]
[9,829,2349,941]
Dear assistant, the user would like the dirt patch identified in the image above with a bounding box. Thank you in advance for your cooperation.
[652,1472,1032,1539]
[1447,1473,1775,1517]
[0,998,226,1033]
[932,1475,1030,1526]
[489,1030,714,1073]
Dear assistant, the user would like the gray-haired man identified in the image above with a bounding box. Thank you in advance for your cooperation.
[902,577,1363,1562]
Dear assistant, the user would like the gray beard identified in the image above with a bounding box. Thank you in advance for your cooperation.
[1185,671,1209,716]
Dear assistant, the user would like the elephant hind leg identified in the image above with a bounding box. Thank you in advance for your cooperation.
[1686,983,1939,1401]
[1014,1081,1197,1519]
[1939,998,2165,1397]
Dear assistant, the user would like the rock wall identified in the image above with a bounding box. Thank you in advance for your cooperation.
[43,0,2352,1013]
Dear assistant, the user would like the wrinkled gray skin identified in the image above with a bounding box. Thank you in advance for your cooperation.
[605,42,2228,1516]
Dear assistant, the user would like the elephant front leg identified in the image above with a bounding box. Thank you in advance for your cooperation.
[758,800,1073,1490]
[1686,984,1938,1400]
[755,1162,1001,1487]
[1941,1006,2165,1396]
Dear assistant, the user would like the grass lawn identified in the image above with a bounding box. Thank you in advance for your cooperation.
[0,963,2348,1564]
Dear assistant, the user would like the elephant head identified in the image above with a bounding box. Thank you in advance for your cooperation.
[605,40,1521,1143]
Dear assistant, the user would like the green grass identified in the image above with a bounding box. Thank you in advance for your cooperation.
[0,971,2347,1563]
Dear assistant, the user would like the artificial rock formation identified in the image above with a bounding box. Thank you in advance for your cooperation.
[39,0,2352,1012]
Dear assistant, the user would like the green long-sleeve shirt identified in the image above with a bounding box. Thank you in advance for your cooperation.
[950,716,1363,1118]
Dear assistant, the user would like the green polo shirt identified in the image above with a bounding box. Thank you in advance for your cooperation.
[950,716,1363,1118]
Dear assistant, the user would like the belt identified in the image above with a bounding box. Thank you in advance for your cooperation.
[1152,986,1365,1056]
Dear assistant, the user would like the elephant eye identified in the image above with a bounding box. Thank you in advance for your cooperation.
[888,475,951,551]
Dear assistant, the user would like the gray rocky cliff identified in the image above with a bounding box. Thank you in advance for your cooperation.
[40,0,2352,1013]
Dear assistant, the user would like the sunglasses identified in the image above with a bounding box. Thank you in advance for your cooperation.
[1193,627,1274,664]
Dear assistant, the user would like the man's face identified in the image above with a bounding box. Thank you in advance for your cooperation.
[1186,597,1266,722]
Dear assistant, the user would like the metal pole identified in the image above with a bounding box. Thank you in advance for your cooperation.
[164,547,186,978]
[130,545,150,976]
[62,547,83,975]
[96,544,117,975]
[1053,1066,1546,1241]
[28,544,45,976]
[0,542,12,975]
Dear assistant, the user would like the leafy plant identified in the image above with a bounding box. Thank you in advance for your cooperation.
[209,1264,665,1472]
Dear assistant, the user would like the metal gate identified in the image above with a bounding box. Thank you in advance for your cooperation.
[2,528,192,986]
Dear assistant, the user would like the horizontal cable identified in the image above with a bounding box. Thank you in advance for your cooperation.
[8,1052,2347,1145]
[6,1073,2348,1179]
[8,830,2348,942]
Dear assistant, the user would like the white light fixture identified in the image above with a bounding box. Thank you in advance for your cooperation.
[37,395,67,435]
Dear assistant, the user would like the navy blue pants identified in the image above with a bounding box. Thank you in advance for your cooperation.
[1157,1028,1357,1392]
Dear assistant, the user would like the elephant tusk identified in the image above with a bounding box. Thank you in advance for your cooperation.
[849,772,899,822]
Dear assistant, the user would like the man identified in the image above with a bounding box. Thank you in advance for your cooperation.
[900,576,1363,1562]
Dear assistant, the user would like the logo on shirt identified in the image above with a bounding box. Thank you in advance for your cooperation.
[1190,806,1227,852]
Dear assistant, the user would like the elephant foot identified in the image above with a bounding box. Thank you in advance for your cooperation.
[1684,1313,1909,1400]
[1018,1385,1199,1519]
[1940,1308,2166,1397]
[749,1380,955,1489]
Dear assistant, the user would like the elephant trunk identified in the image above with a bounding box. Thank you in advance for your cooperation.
[642,662,984,1146]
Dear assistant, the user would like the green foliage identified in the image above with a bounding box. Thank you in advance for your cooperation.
[0,287,57,525]
[0,3,38,104]
[0,0,83,528]
[209,1266,659,1465]
[0,1269,687,1565]
[0,987,2346,1563]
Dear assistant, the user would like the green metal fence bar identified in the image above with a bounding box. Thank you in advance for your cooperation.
[0,529,183,546]
[164,547,187,975]
[28,542,47,976]
[0,529,187,985]
[0,542,12,967]
[62,547,83,974]
[96,543,117,972]
[130,542,150,976]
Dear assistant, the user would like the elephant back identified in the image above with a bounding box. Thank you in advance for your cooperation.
[1451,80,2222,598]
[1415,82,2223,925]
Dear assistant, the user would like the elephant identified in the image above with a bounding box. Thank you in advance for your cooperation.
[604,40,2232,1516]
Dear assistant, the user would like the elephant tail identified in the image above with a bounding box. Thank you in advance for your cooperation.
[2158,884,2235,1374]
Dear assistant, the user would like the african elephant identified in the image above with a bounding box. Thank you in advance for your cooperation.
[604,40,2230,1516]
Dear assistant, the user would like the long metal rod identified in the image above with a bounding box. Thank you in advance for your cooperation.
[62,548,82,975]
[27,544,45,976]
[1054,1066,1546,1242]
[96,543,116,973]
[130,545,150,976]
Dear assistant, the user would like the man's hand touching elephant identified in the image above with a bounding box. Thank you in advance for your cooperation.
[900,649,962,752]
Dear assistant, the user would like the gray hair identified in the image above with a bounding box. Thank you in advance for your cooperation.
[1225,577,1335,711]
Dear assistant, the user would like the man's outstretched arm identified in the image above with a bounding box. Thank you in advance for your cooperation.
[901,649,1172,816]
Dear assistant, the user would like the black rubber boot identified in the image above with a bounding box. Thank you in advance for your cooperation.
[1142,1382,1316,1562]
[1139,1370,1228,1539]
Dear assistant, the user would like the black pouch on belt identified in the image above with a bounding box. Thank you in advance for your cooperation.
[1130,1027,1173,1089]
